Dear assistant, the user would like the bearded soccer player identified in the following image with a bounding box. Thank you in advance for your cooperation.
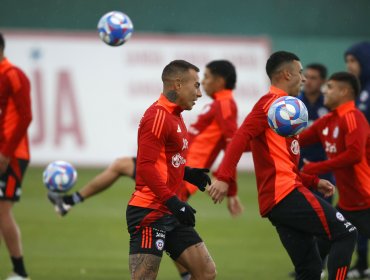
[126,60,216,280]
[0,33,32,280]
[209,51,357,280]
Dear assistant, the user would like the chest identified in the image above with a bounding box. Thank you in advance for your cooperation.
[318,118,344,155]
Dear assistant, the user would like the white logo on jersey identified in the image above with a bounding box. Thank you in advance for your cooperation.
[182,138,188,151]
[333,126,339,139]
[172,153,186,168]
[324,141,337,154]
[290,140,300,155]
[177,124,182,133]
[322,127,328,136]
[188,126,199,135]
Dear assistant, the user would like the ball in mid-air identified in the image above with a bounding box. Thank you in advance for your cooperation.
[43,161,77,193]
[267,96,308,137]
[97,11,134,46]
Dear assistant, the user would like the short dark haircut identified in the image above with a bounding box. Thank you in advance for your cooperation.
[206,60,237,90]
[306,63,328,79]
[162,60,199,82]
[266,51,300,80]
[329,72,360,98]
[0,33,4,51]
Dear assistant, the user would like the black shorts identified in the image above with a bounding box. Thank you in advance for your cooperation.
[126,205,202,260]
[268,187,355,241]
[0,158,29,202]
[337,207,370,238]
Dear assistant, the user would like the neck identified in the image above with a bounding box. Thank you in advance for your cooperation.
[163,90,178,104]
[271,82,290,95]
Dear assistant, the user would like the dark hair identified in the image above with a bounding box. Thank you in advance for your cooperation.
[162,60,199,82]
[329,72,360,98]
[0,33,4,51]
[206,60,237,90]
[266,51,300,80]
[306,63,328,79]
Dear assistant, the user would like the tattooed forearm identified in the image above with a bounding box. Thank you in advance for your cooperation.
[129,254,161,280]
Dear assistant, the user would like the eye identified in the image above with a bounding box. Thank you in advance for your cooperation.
[195,82,200,89]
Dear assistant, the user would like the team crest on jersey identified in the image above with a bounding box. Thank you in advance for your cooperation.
[333,126,339,139]
[322,127,329,136]
[336,212,345,222]
[172,153,186,168]
[290,140,300,155]
[155,239,164,251]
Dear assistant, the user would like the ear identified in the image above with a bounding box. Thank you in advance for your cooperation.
[282,69,291,80]
[174,78,182,90]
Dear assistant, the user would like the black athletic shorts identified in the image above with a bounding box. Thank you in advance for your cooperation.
[338,207,370,238]
[0,158,29,202]
[126,205,202,260]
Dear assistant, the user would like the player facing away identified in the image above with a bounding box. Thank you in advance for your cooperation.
[126,60,216,280]
[209,51,357,280]
[0,33,32,280]
[299,72,370,277]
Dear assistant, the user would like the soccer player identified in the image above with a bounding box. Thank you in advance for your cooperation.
[0,33,32,280]
[126,60,216,279]
[209,51,357,280]
[344,41,370,279]
[300,72,370,280]
[48,60,243,218]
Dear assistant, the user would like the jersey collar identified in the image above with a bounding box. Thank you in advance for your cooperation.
[157,94,183,114]
[335,100,356,116]
[213,89,233,100]
[269,85,288,96]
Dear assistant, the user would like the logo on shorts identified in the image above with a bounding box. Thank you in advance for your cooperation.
[156,239,164,251]
[336,212,345,222]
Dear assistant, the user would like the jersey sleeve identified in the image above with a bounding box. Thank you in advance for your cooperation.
[216,96,270,184]
[302,112,367,175]
[299,116,324,148]
[300,172,320,190]
[137,109,175,202]
[0,68,32,157]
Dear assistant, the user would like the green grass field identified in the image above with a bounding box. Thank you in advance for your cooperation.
[0,167,344,279]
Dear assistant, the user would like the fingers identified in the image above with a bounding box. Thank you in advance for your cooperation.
[208,183,227,204]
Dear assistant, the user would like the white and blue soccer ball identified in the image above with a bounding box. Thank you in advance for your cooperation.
[267,96,308,137]
[97,11,134,46]
[43,161,77,193]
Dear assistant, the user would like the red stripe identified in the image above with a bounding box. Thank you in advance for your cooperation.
[262,96,277,113]
[5,176,16,198]
[155,111,165,138]
[297,187,332,239]
[145,227,149,248]
[141,228,145,248]
[152,109,160,134]
[336,266,347,280]
[349,113,357,131]
[149,227,152,248]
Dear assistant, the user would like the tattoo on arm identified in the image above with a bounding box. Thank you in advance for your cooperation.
[129,254,162,280]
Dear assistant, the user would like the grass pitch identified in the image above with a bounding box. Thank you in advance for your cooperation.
[0,167,302,279]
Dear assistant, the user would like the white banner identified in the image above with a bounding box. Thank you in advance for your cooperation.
[4,30,270,170]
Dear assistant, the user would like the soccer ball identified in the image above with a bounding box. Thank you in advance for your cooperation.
[267,96,308,137]
[43,161,77,193]
[97,11,134,46]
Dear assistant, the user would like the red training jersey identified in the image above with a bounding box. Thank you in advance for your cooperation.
[0,58,32,159]
[184,89,238,196]
[216,86,319,217]
[129,94,188,214]
[300,101,370,211]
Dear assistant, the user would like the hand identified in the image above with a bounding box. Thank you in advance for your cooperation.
[317,179,335,198]
[227,196,244,217]
[208,180,229,204]
[183,167,211,192]
[0,153,10,174]
[165,196,196,226]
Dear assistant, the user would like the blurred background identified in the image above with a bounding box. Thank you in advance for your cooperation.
[0,1,369,279]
